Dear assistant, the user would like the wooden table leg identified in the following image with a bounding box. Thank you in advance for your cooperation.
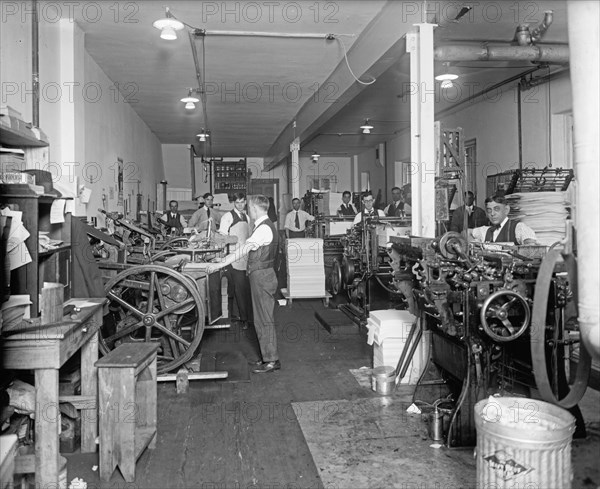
[80,326,99,452]
[35,368,60,487]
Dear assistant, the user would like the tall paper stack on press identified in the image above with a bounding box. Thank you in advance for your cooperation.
[286,238,325,296]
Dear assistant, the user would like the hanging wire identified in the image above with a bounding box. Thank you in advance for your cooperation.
[334,37,377,86]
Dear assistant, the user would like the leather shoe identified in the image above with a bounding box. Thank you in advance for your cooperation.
[252,360,281,373]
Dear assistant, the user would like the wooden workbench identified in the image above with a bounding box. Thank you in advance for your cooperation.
[1,298,106,487]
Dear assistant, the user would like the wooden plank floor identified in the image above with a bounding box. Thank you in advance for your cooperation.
[66,298,376,488]
[63,297,600,488]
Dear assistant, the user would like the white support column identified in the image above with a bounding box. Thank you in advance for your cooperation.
[407,24,436,238]
[290,138,300,199]
[567,1,600,360]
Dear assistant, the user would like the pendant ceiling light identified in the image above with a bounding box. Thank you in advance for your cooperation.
[360,119,374,134]
[181,89,200,110]
[197,129,210,142]
[435,62,459,88]
[153,7,184,40]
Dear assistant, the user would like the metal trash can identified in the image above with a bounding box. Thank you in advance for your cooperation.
[475,397,575,489]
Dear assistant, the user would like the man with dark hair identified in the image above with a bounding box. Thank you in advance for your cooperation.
[337,191,356,216]
[450,191,488,233]
[189,192,215,230]
[384,187,405,217]
[284,198,315,238]
[218,192,252,329]
[353,192,385,225]
[159,200,187,234]
[209,195,280,373]
[471,194,538,245]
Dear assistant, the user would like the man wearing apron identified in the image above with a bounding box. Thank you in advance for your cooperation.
[218,192,252,329]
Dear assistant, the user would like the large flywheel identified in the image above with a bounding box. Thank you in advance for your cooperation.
[101,264,205,374]
[530,250,591,408]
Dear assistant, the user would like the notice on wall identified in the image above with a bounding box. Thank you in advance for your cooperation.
[50,199,66,224]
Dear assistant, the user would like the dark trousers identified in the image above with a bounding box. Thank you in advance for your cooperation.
[230,267,252,323]
[249,268,278,362]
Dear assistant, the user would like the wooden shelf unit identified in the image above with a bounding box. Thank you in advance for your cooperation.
[1,123,71,318]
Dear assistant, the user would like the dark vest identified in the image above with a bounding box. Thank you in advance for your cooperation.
[386,201,404,217]
[227,210,247,233]
[164,212,183,230]
[485,219,519,245]
[339,204,355,216]
[247,218,279,274]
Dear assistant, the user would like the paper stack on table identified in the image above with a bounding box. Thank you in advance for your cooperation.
[506,192,569,246]
[286,238,325,297]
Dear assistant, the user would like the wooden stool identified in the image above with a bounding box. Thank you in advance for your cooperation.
[95,343,159,482]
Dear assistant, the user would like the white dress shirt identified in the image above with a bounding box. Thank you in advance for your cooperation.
[284,209,315,232]
[353,209,385,225]
[472,217,537,244]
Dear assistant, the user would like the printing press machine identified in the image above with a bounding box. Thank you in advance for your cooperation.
[385,232,592,446]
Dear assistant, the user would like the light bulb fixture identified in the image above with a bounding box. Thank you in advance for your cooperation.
[440,79,454,89]
[181,88,200,109]
[153,7,184,40]
[311,151,320,160]
[360,119,374,134]
[435,62,459,82]
[197,129,210,142]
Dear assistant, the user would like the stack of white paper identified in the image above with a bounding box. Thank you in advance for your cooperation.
[506,192,569,246]
[286,238,325,296]
[366,310,426,384]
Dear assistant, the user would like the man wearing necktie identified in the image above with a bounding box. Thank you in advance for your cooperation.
[284,198,315,238]
[207,195,281,373]
[384,187,406,217]
[470,194,537,245]
[189,192,216,231]
[353,192,385,225]
[159,200,187,235]
[450,191,488,233]
[337,191,357,216]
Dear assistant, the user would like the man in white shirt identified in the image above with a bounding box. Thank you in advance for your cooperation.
[471,194,538,245]
[218,192,252,329]
[353,193,385,225]
[208,195,280,373]
[189,192,215,231]
[284,198,315,238]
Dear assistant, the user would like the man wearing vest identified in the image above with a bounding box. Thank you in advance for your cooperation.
[384,187,406,217]
[218,192,252,329]
[352,192,385,225]
[471,194,538,245]
[337,191,357,216]
[159,200,187,235]
[284,198,315,238]
[209,195,280,373]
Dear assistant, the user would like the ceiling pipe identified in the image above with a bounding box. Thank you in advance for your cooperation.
[434,44,569,64]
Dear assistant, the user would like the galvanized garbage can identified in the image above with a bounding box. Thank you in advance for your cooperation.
[475,397,575,489]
